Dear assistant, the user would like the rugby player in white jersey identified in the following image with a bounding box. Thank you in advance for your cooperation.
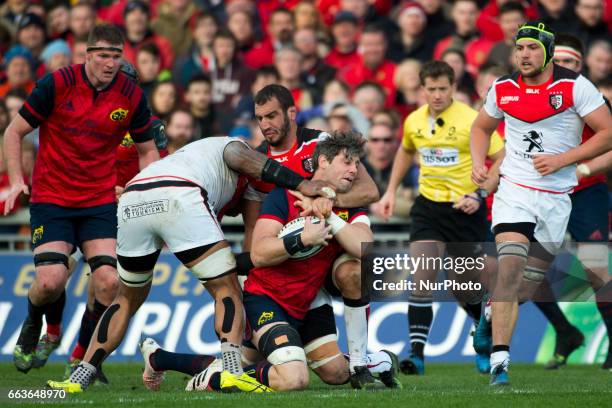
[47,136,333,393]
[470,21,612,385]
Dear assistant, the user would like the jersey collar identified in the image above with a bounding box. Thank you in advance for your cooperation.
[81,64,120,93]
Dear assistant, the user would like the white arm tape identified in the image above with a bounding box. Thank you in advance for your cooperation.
[326,212,347,235]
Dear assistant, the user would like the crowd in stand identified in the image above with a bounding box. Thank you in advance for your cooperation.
[0,0,610,228]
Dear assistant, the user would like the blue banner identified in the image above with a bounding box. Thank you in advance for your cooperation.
[0,254,549,363]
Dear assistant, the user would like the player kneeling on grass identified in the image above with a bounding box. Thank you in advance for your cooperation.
[242,130,374,391]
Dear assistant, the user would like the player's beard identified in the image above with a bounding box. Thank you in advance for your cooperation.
[268,113,291,147]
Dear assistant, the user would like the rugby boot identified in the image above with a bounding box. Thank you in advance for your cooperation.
[350,366,386,390]
[378,350,402,388]
[400,354,425,375]
[139,338,165,391]
[545,327,584,369]
[14,316,43,373]
[32,333,61,368]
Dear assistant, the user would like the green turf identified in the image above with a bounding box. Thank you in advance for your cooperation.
[0,362,610,407]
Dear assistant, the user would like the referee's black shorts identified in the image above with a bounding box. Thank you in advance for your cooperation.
[409,195,488,257]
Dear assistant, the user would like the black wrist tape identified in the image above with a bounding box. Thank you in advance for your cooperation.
[262,158,304,190]
[283,234,305,256]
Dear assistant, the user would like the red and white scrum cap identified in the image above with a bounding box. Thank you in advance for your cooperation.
[554,45,582,62]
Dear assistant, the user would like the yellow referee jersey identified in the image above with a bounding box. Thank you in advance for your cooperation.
[402,100,504,202]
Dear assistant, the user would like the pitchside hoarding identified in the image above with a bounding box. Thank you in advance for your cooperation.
[0,254,608,364]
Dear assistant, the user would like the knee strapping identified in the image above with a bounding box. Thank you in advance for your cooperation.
[258,324,306,365]
[523,265,547,283]
[34,252,69,269]
[88,255,117,273]
[191,246,236,282]
[496,242,529,260]
[118,262,153,287]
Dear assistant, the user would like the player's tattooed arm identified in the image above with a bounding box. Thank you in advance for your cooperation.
[223,140,334,197]
[334,163,379,208]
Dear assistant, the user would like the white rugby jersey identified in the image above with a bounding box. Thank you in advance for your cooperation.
[128,137,246,212]
[484,64,605,192]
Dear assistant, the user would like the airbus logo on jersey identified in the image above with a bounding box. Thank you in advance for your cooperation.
[500,96,519,104]
[110,108,129,122]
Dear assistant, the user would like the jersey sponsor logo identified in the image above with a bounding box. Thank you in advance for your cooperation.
[526,88,539,94]
[257,311,274,325]
[120,133,134,147]
[549,94,563,110]
[122,200,169,221]
[418,147,459,167]
[275,156,288,163]
[302,157,314,173]
[500,95,519,104]
[522,130,544,153]
[32,226,44,244]
[110,108,129,122]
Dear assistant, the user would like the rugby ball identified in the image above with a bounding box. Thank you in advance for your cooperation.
[278,216,324,260]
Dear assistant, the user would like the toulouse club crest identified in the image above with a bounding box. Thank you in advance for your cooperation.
[549,94,563,110]
[302,157,314,173]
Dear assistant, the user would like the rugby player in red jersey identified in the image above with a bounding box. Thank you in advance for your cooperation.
[4,24,159,374]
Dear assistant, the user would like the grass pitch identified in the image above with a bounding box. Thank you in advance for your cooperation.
[0,362,610,407]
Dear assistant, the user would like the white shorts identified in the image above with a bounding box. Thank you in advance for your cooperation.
[492,178,571,253]
[117,185,224,257]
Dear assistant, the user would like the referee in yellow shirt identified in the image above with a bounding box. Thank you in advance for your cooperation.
[378,61,505,375]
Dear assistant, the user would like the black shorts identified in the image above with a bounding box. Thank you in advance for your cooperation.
[243,292,336,348]
[243,292,303,333]
[568,183,609,242]
[409,195,487,256]
[29,202,118,249]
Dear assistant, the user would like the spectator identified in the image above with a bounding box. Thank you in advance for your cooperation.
[294,27,336,104]
[68,2,95,43]
[484,1,527,71]
[46,3,70,40]
[585,40,611,83]
[338,0,395,36]
[227,10,258,64]
[233,65,279,128]
[4,88,28,121]
[136,43,164,101]
[326,102,354,133]
[122,1,174,71]
[433,0,494,76]
[538,0,578,34]
[574,0,610,49]
[353,81,385,122]
[0,0,27,32]
[16,13,47,61]
[595,78,612,102]
[209,30,254,133]
[185,73,218,139]
[372,108,401,136]
[172,11,218,90]
[416,0,453,42]
[324,11,360,70]
[245,7,296,69]
[71,38,87,64]
[165,108,195,153]
[293,1,326,33]
[393,58,422,118]
[275,46,314,111]
[0,45,35,98]
[338,24,396,107]
[476,0,538,42]
[150,80,179,122]
[152,0,201,58]
[441,48,476,99]
[388,1,433,63]
[364,123,416,217]
[40,39,71,73]
[474,63,509,109]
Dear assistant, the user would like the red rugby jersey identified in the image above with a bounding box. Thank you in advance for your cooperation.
[249,127,324,194]
[244,187,367,319]
[20,64,153,207]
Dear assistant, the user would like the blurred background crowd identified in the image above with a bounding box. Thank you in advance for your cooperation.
[0,0,610,229]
